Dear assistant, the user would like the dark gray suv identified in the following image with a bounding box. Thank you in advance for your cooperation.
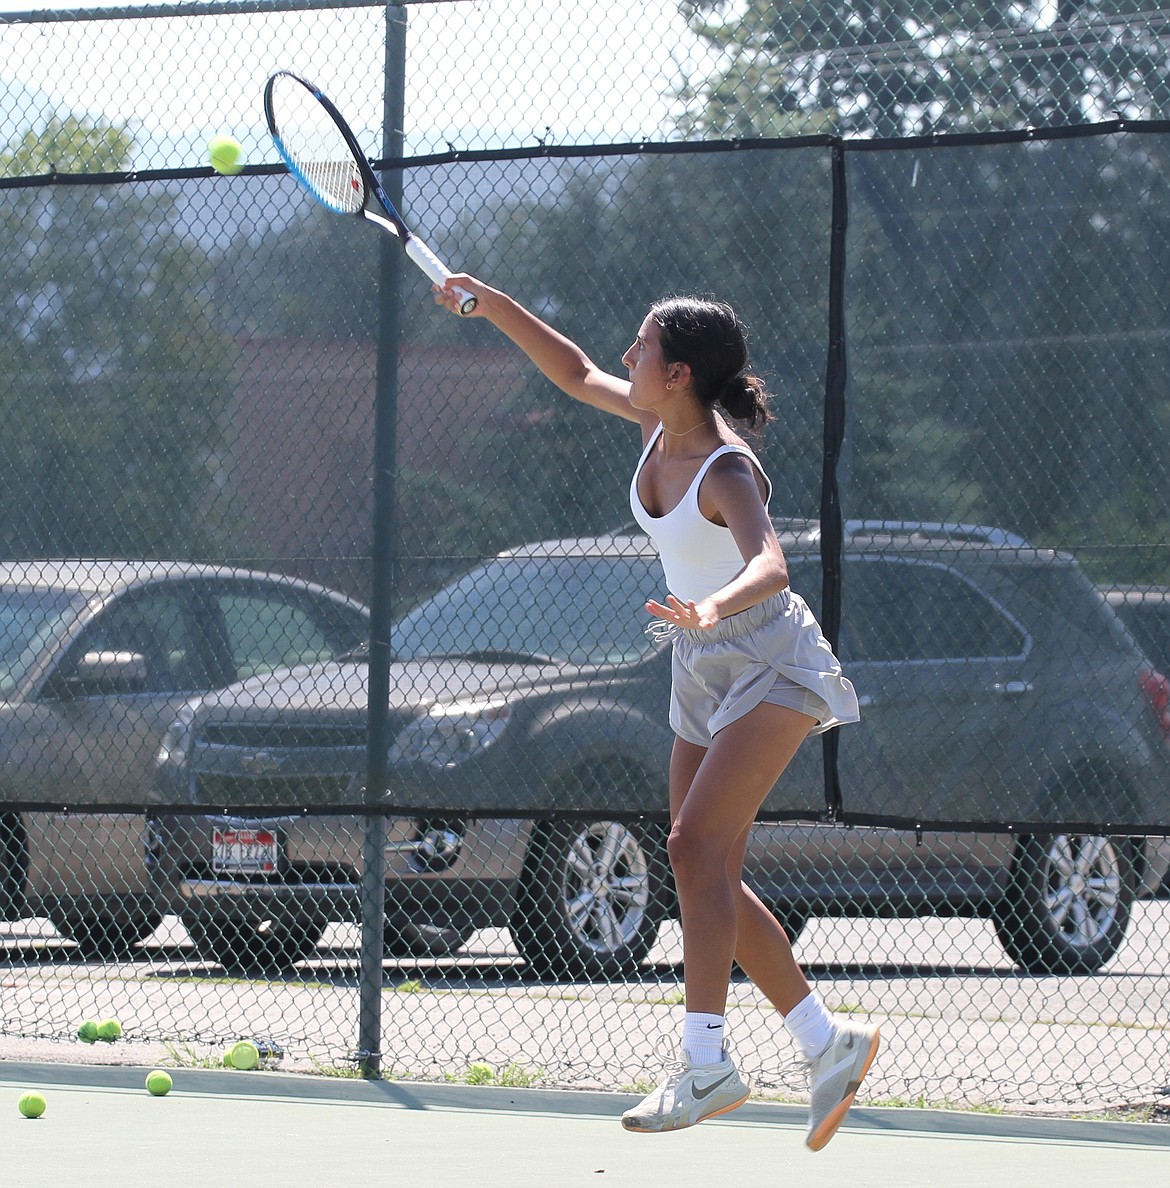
[154,523,1170,979]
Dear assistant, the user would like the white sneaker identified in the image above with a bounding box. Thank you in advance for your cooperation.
[805,1020,880,1151]
[621,1046,750,1133]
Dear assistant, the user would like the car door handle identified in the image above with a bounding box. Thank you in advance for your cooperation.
[992,680,1033,697]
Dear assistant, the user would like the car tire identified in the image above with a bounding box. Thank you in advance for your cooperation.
[50,910,163,960]
[510,817,667,981]
[184,912,325,975]
[993,832,1137,975]
[383,917,474,958]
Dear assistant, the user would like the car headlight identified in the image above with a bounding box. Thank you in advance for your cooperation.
[156,698,201,769]
[390,700,512,769]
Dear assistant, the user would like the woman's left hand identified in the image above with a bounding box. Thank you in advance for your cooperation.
[645,594,720,631]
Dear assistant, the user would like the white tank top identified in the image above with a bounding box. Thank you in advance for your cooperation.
[629,422,773,603]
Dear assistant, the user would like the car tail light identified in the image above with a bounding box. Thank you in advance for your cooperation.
[1139,667,1170,741]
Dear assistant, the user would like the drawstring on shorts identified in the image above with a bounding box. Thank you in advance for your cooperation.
[643,591,791,647]
[644,619,680,645]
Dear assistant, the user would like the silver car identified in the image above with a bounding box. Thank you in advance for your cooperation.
[0,560,368,957]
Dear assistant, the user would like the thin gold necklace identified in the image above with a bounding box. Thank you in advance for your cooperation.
[663,418,713,437]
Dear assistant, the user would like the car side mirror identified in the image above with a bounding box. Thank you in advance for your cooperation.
[51,651,150,698]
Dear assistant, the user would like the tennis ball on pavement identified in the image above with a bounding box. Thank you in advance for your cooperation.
[228,1040,260,1070]
[18,1091,46,1119]
[96,1018,122,1042]
[208,134,244,176]
[77,1019,99,1043]
[145,1070,173,1096]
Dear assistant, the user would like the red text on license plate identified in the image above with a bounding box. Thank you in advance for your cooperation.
[212,827,279,873]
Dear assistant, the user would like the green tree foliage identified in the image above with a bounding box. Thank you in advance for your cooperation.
[678,0,1170,138]
[447,151,834,537]
[839,130,1170,575]
[215,198,379,340]
[671,3,1170,576]
[192,5,1170,586]
[0,116,234,557]
[225,152,835,559]
[211,179,465,345]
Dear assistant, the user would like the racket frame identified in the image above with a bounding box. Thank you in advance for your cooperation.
[264,71,477,315]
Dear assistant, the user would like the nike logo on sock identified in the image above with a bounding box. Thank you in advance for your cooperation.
[705,1023,722,1029]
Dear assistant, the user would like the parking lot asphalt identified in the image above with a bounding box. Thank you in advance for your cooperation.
[2,1061,1167,1187]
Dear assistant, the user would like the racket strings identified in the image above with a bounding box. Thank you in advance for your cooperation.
[268,75,365,215]
[292,154,364,214]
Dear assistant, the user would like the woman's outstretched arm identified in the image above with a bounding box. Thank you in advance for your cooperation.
[435,274,646,424]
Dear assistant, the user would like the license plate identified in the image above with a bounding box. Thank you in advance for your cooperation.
[212,826,279,874]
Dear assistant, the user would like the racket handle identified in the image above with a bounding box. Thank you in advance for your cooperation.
[404,236,478,315]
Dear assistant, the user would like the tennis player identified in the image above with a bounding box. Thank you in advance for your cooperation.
[435,276,879,1149]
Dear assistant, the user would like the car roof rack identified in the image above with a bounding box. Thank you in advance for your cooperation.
[843,520,1032,548]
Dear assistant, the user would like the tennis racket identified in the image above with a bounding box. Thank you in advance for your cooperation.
[264,70,477,315]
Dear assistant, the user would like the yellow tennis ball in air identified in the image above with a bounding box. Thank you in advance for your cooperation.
[18,1091,46,1118]
[96,1018,122,1042]
[145,1070,173,1096]
[228,1040,260,1070]
[208,134,244,176]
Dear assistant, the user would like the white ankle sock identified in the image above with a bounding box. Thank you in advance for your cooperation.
[783,992,836,1060]
[682,1012,726,1066]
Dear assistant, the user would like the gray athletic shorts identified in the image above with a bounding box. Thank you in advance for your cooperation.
[665,590,860,748]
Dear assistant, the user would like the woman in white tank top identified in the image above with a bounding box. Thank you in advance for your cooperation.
[433,275,876,1150]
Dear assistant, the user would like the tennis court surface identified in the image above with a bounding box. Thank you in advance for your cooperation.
[3,1061,1167,1186]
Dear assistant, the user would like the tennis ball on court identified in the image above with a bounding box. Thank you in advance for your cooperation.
[77,1019,99,1043]
[208,134,244,176]
[96,1018,122,1042]
[18,1091,46,1119]
[145,1070,173,1096]
[228,1040,260,1070]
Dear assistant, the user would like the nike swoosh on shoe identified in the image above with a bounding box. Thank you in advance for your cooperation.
[691,1071,736,1101]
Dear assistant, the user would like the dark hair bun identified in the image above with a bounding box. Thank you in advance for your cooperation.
[718,372,769,427]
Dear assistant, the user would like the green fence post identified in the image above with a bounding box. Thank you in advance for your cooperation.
[357,0,408,1080]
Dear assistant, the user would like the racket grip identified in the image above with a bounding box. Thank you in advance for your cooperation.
[404,236,478,315]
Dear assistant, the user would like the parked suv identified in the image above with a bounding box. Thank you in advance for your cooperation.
[154,523,1170,978]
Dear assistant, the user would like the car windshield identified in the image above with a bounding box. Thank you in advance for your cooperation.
[392,554,661,666]
[0,588,86,697]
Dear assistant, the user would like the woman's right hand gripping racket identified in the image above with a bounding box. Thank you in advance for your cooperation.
[264,70,477,315]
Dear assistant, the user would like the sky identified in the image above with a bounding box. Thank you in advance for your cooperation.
[0,0,720,170]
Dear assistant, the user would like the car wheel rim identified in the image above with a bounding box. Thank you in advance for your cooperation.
[560,822,651,955]
[1043,834,1123,950]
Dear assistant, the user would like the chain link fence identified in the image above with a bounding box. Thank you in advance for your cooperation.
[3,0,1170,1115]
